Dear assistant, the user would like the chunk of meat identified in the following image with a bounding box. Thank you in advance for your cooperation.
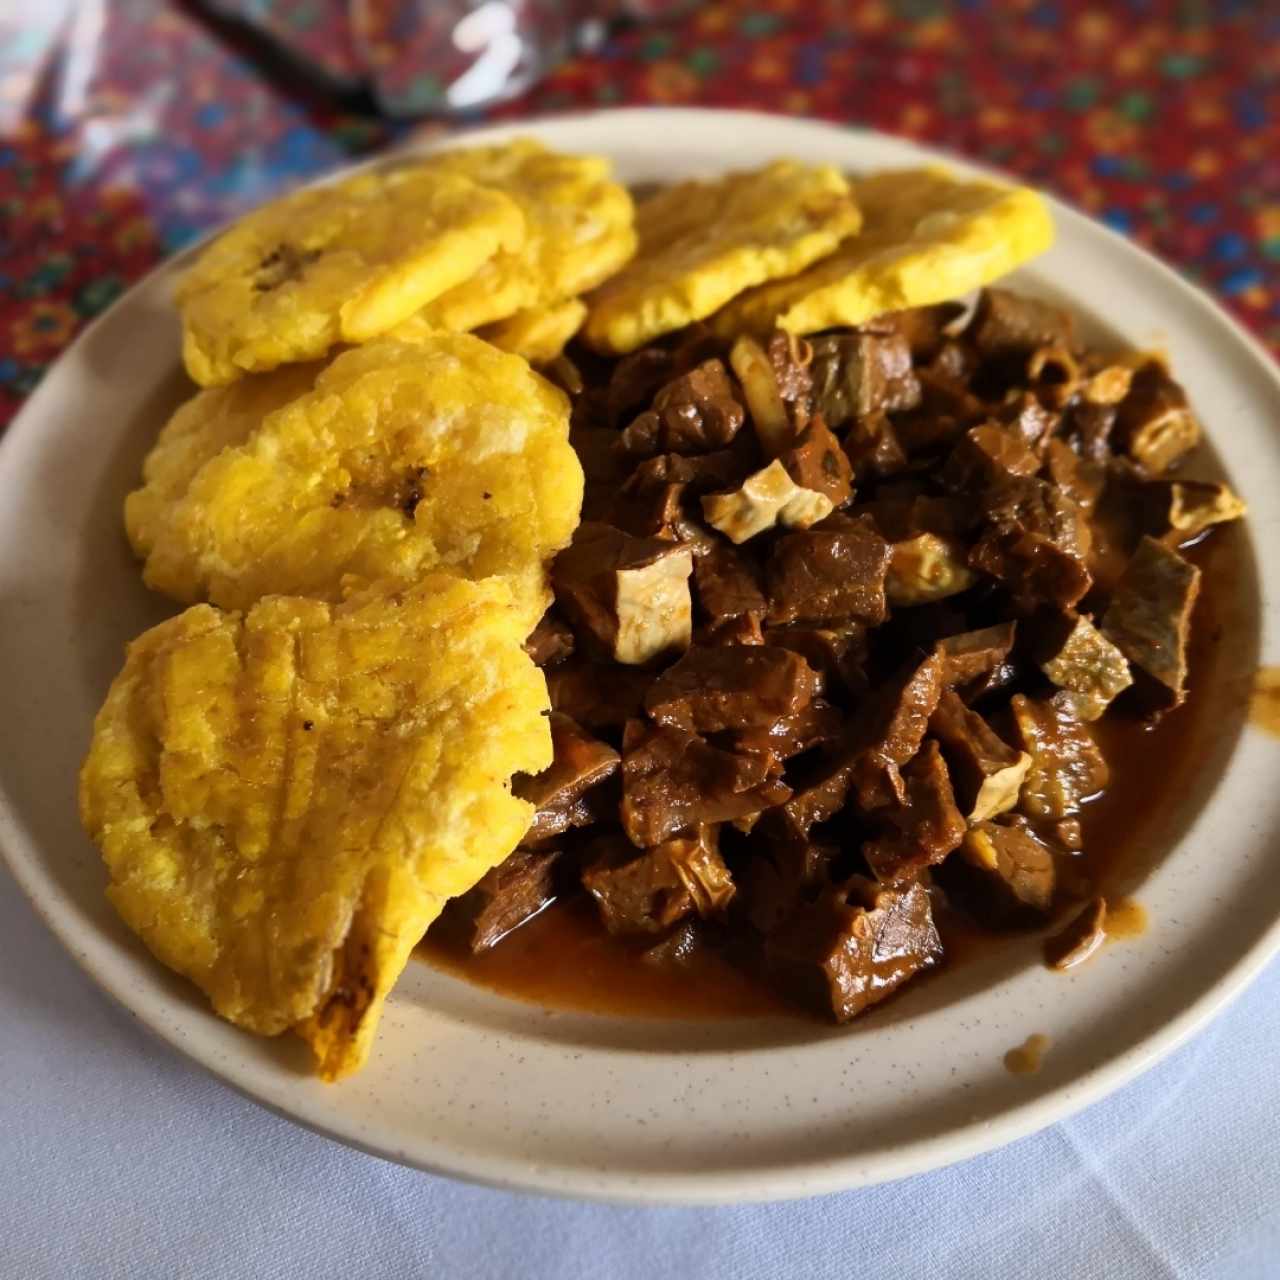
[926,338,977,382]
[571,425,630,490]
[860,491,969,542]
[1042,437,1106,515]
[884,302,966,361]
[778,415,854,507]
[1114,361,1201,476]
[808,330,922,426]
[934,622,1017,687]
[929,690,1032,822]
[842,410,908,483]
[514,713,620,844]
[454,847,562,952]
[741,841,833,934]
[552,522,694,665]
[1035,611,1133,720]
[1044,896,1107,969]
[641,919,701,967]
[1011,693,1110,820]
[619,720,791,847]
[523,610,575,667]
[644,644,819,733]
[996,391,1058,452]
[914,367,988,428]
[732,699,843,772]
[1101,536,1201,709]
[692,539,766,622]
[765,878,942,1021]
[942,423,1041,492]
[583,825,736,934]
[546,660,650,729]
[614,468,686,539]
[969,475,1093,610]
[764,516,892,626]
[849,651,946,812]
[967,288,1075,359]
[581,836,691,935]
[605,347,675,426]
[619,358,745,457]
[863,740,967,885]
[700,612,765,646]
[941,820,1056,927]
[628,448,755,497]
[575,426,633,524]
[766,624,868,695]
[886,533,978,606]
[765,747,859,842]
[1064,401,1118,464]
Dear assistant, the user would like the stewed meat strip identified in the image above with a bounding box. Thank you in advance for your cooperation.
[863,740,967,886]
[1101,535,1201,708]
[939,821,1056,927]
[515,713,620,845]
[454,848,564,952]
[619,358,745,457]
[766,878,942,1021]
[644,644,819,733]
[619,720,791,847]
[765,515,892,626]
[1011,693,1109,821]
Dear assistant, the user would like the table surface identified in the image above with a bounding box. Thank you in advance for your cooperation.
[2,2,1279,1276]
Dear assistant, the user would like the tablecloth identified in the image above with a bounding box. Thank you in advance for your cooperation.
[2,2,1278,1276]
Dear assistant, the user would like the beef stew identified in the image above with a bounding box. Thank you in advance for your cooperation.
[425,289,1245,1025]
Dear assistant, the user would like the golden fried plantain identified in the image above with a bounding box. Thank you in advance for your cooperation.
[177,165,526,385]
[712,167,1054,338]
[582,161,861,355]
[479,298,587,365]
[79,575,552,1080]
[124,362,323,559]
[408,138,636,334]
[126,334,583,627]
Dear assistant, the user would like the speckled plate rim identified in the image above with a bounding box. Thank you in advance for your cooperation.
[1,109,1278,1205]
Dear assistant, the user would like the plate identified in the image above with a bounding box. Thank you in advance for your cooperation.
[1,109,1278,1204]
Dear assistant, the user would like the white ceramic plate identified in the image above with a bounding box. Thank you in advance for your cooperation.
[2,109,1278,1204]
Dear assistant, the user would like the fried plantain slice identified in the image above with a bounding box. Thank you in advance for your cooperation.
[177,165,526,385]
[125,334,583,627]
[712,167,1054,338]
[479,298,587,365]
[79,575,552,1080]
[406,138,636,334]
[124,362,324,559]
[582,160,862,355]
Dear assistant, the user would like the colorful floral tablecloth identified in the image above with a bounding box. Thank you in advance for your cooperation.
[1,0,1276,427]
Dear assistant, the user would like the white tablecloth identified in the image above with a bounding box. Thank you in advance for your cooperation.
[4,866,1277,1280]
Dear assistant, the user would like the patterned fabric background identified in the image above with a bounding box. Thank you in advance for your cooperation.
[1,0,1276,426]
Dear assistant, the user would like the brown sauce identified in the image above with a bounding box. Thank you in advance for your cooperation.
[421,527,1246,1020]
[422,895,788,1018]
[1105,896,1148,940]
[1250,667,1280,738]
[1004,1032,1050,1075]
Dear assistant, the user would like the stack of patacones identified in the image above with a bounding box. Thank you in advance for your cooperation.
[80,137,1078,1078]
